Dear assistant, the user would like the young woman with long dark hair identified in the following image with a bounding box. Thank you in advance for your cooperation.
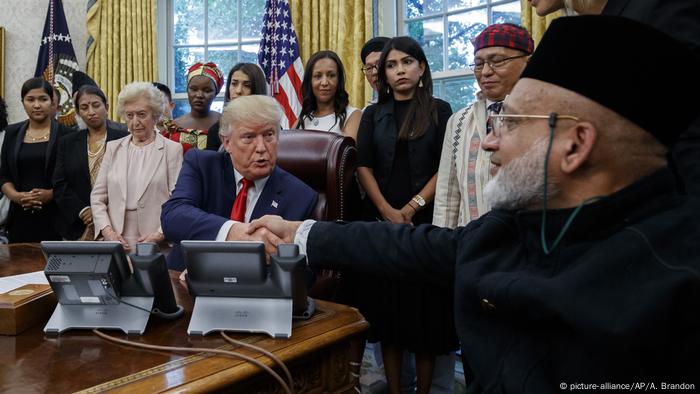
[355,36,457,394]
[0,78,71,242]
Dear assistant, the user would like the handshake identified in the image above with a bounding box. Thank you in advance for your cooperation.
[226,215,305,255]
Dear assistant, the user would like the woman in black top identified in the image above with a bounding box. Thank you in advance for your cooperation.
[53,85,128,240]
[0,78,71,242]
[356,36,456,394]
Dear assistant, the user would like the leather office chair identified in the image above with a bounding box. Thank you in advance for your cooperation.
[277,129,361,300]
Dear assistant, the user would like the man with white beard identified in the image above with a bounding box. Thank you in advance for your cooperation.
[246,16,700,393]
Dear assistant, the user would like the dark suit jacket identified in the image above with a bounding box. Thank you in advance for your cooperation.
[0,120,72,233]
[52,126,129,239]
[161,149,318,270]
[306,169,700,392]
[602,0,700,197]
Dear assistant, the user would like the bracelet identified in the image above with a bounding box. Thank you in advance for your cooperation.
[407,202,417,211]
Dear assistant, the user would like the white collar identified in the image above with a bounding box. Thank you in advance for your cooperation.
[233,167,270,191]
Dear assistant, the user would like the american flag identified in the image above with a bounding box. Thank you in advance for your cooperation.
[258,0,304,129]
[34,0,79,127]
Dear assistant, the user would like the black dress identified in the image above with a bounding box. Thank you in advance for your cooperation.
[7,142,61,242]
[354,97,458,353]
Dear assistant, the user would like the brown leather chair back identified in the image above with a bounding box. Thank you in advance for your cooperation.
[277,129,361,221]
[276,130,361,301]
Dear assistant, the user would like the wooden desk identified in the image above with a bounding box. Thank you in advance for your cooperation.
[0,244,368,393]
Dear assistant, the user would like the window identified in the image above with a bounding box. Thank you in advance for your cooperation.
[169,0,266,118]
[400,0,521,110]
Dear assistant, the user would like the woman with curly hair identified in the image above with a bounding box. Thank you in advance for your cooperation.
[295,50,361,141]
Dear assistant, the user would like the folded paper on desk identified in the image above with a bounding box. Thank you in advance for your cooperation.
[0,283,56,335]
[0,270,49,294]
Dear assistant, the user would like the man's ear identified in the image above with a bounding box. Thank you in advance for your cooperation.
[220,135,231,153]
[560,122,597,174]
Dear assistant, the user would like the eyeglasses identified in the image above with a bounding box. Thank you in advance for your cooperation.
[469,54,528,72]
[488,113,581,137]
[361,64,379,74]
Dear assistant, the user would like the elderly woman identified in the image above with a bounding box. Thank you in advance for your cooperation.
[53,86,129,240]
[91,82,183,250]
[163,62,224,152]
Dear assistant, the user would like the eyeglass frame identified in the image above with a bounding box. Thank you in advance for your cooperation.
[488,113,581,137]
[469,54,529,72]
[361,64,379,74]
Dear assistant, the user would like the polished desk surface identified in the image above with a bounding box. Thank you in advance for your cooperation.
[0,244,368,393]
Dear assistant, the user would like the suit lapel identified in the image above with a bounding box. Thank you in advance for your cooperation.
[12,121,28,183]
[44,121,60,175]
[251,167,282,220]
[77,130,90,181]
[116,136,130,203]
[222,153,236,217]
[135,133,165,201]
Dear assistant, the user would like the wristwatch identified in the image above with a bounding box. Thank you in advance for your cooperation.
[412,194,426,208]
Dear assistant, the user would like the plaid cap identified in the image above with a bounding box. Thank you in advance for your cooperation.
[472,23,534,55]
[187,62,225,93]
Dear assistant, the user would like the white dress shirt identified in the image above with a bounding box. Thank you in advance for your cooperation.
[215,169,270,241]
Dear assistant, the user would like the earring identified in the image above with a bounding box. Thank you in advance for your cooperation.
[419,79,424,88]
[386,86,390,94]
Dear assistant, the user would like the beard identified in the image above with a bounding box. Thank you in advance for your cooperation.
[483,137,557,210]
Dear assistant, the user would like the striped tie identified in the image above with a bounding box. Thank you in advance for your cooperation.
[486,101,503,134]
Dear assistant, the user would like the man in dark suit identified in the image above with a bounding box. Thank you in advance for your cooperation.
[161,95,318,270]
[248,17,700,392]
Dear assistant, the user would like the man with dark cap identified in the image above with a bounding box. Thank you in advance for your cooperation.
[527,0,700,198]
[249,15,700,393]
[434,23,532,228]
[360,36,390,105]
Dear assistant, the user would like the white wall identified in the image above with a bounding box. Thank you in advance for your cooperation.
[0,0,88,123]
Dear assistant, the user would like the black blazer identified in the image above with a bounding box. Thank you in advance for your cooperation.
[52,126,129,239]
[0,120,72,231]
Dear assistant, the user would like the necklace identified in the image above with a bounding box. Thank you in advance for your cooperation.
[25,129,50,142]
[88,133,107,155]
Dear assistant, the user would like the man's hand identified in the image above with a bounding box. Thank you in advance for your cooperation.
[137,232,165,244]
[227,222,284,255]
[79,208,93,225]
[247,215,303,243]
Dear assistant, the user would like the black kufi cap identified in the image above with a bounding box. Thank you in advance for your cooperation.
[361,37,390,64]
[521,15,700,147]
[71,71,98,95]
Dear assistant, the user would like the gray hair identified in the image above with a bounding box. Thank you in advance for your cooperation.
[220,95,282,137]
[116,81,164,122]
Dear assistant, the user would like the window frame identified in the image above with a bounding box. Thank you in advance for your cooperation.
[397,0,521,106]
[165,0,263,105]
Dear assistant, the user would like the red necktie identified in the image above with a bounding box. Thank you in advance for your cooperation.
[230,178,253,221]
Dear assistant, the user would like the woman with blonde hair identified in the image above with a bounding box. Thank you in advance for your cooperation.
[91,82,183,250]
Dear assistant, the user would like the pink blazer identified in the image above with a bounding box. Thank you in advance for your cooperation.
[91,132,183,238]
